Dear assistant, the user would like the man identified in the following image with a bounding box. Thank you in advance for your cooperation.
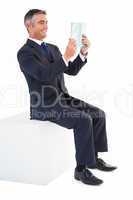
[17,9,117,186]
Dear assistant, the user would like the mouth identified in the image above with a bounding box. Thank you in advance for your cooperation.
[43,29,48,32]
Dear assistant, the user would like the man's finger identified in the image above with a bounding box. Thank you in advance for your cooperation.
[82,34,87,37]
[69,38,76,43]
[69,39,77,47]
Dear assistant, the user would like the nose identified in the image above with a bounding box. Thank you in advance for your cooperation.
[44,24,48,30]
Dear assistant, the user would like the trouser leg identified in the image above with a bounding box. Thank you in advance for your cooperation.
[65,95,108,153]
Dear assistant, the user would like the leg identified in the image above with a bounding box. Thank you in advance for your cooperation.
[67,96,118,172]
[64,95,108,153]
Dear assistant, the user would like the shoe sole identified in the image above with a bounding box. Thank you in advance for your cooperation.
[74,175,103,186]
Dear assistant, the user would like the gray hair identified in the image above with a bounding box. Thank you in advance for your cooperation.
[24,9,47,27]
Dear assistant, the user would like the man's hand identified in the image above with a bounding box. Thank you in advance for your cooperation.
[80,35,91,56]
[64,38,77,62]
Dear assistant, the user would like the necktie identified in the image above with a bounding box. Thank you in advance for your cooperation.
[41,42,62,92]
[41,42,54,62]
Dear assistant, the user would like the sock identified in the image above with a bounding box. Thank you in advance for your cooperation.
[76,164,86,172]
[95,152,98,158]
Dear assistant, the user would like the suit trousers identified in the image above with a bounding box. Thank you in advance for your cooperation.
[31,93,108,167]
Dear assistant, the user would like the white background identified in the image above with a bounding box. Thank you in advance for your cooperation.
[0,0,133,199]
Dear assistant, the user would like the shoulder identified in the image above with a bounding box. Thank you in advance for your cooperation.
[17,43,31,54]
[17,43,32,60]
[46,42,60,51]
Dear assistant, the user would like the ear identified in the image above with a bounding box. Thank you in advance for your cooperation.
[26,21,33,33]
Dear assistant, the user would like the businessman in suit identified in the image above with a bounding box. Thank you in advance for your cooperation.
[17,9,117,186]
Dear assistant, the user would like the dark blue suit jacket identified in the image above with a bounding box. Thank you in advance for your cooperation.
[17,39,87,117]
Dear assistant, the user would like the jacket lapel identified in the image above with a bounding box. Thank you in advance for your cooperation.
[26,39,68,93]
[26,39,50,64]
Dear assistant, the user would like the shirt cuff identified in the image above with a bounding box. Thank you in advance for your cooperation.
[79,52,88,62]
[62,56,69,66]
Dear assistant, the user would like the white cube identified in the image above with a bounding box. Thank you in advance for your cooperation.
[0,113,75,185]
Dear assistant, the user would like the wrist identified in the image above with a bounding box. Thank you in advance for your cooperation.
[80,50,88,56]
[63,54,70,62]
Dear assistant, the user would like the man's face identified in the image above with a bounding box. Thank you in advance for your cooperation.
[28,14,48,40]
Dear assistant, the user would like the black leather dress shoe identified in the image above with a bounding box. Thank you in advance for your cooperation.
[89,158,117,171]
[74,168,103,185]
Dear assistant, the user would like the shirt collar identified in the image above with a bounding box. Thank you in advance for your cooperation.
[28,37,44,46]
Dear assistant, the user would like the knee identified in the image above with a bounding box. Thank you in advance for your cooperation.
[79,111,93,126]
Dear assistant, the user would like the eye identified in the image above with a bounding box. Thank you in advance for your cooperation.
[39,20,48,25]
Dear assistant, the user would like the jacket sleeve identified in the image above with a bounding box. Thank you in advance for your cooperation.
[64,55,87,76]
[55,46,87,76]
[17,48,68,82]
